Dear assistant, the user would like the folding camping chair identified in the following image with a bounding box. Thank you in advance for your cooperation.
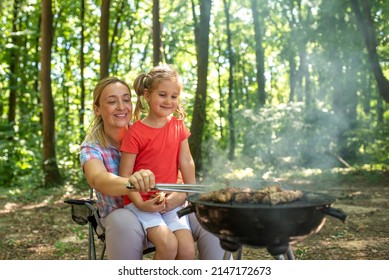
[64,189,155,260]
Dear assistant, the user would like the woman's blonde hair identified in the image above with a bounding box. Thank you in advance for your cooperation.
[84,76,131,148]
[132,64,186,121]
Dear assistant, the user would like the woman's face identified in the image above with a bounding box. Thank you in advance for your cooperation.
[94,82,132,129]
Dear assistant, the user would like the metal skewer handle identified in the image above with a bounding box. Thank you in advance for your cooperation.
[126,183,208,193]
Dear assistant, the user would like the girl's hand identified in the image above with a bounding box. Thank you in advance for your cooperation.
[162,192,187,213]
[136,196,166,212]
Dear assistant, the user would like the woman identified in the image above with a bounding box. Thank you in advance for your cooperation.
[80,76,226,259]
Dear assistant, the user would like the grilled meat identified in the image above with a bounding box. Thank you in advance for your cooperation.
[198,185,303,205]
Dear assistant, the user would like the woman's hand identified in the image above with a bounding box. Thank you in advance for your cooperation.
[128,169,155,193]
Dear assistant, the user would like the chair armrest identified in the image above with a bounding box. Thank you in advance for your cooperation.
[64,198,95,205]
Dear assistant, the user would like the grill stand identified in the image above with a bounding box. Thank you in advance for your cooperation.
[267,243,295,260]
[221,240,295,260]
[223,247,242,260]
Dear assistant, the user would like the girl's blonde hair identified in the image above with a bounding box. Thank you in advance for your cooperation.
[84,76,131,148]
[132,64,186,121]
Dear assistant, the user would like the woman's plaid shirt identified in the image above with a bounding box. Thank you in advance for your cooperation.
[80,142,123,218]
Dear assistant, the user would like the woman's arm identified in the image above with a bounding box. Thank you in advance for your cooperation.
[119,152,145,206]
[83,158,155,196]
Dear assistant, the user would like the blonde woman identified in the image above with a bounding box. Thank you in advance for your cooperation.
[81,76,226,259]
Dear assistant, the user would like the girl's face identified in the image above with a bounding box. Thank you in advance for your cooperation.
[94,82,132,129]
[146,79,180,118]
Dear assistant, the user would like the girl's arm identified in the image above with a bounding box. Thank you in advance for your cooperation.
[163,139,195,212]
[119,152,136,178]
[119,152,164,212]
[178,139,196,184]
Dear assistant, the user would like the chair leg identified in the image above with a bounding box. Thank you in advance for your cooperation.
[223,251,232,260]
[100,241,106,260]
[89,223,97,260]
[286,245,295,260]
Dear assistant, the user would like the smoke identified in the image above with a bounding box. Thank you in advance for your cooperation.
[198,102,350,185]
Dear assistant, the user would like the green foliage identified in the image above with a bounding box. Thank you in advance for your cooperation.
[54,243,83,258]
[0,0,389,189]
[0,121,43,188]
[72,226,87,241]
[294,247,309,259]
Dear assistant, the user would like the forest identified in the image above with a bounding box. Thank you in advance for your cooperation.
[1,0,389,260]
[1,0,388,189]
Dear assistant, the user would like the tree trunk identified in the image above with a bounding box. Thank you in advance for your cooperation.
[40,0,62,186]
[295,49,306,102]
[223,0,235,161]
[304,52,312,109]
[7,0,20,126]
[377,93,383,123]
[216,42,225,144]
[79,0,86,139]
[153,0,162,66]
[189,0,212,174]
[100,0,110,79]
[250,0,266,107]
[110,0,125,72]
[62,45,71,129]
[349,0,389,103]
[288,53,297,102]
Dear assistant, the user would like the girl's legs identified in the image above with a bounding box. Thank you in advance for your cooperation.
[126,204,178,260]
[147,226,178,260]
[160,206,195,260]
[102,208,146,260]
[174,229,196,260]
[161,206,194,259]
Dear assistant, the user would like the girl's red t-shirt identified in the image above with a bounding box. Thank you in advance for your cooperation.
[121,116,190,205]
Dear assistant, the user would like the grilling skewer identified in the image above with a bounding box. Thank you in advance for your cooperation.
[126,183,209,193]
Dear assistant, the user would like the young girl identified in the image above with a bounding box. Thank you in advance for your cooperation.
[119,65,196,260]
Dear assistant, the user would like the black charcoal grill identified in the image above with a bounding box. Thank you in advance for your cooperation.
[178,186,346,260]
